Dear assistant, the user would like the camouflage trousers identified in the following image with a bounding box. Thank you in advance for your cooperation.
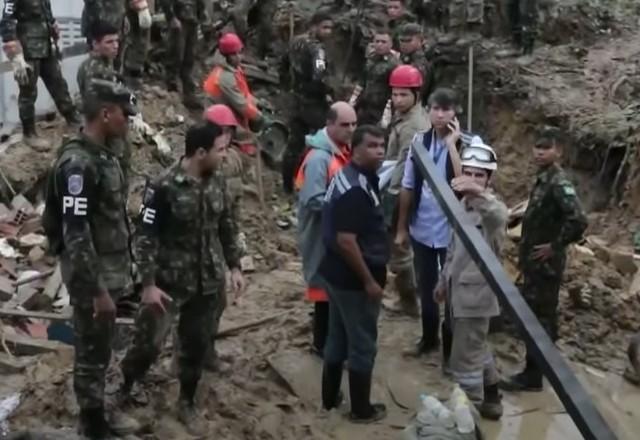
[72,289,122,410]
[166,22,198,95]
[450,317,499,404]
[509,0,537,48]
[281,97,328,193]
[19,55,75,131]
[521,271,561,342]
[121,292,219,392]
[449,0,484,28]
[122,6,151,75]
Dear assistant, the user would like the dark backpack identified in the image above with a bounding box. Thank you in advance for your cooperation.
[42,140,85,256]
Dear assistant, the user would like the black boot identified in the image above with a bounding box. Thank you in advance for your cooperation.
[312,302,329,357]
[477,384,503,420]
[78,407,110,439]
[441,321,452,373]
[499,355,543,392]
[322,362,344,410]
[348,370,386,423]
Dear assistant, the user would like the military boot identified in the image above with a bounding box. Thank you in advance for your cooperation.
[348,370,387,423]
[106,410,141,436]
[22,124,49,151]
[177,399,209,438]
[78,407,111,439]
[477,384,503,420]
[499,356,543,392]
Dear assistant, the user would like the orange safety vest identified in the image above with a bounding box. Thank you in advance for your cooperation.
[203,65,259,127]
[295,144,351,302]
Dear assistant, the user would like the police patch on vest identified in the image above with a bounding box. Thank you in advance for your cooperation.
[67,175,84,196]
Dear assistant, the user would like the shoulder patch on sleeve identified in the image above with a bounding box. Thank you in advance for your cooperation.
[67,174,84,196]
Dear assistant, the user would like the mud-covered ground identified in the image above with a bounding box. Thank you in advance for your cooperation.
[2,0,640,438]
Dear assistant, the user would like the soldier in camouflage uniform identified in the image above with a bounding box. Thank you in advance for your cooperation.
[448,0,484,32]
[119,122,244,437]
[43,79,139,439]
[354,29,398,126]
[509,0,537,54]
[280,10,333,193]
[77,21,132,184]
[161,0,206,109]
[398,23,430,104]
[500,128,587,392]
[386,0,417,44]
[82,0,152,88]
[0,0,79,150]
[230,0,279,57]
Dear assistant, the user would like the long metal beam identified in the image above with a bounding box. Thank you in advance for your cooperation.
[411,142,618,440]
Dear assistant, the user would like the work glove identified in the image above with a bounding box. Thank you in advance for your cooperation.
[379,99,392,129]
[348,85,362,107]
[3,41,32,86]
[130,0,152,29]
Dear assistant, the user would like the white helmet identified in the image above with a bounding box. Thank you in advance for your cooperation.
[461,136,497,171]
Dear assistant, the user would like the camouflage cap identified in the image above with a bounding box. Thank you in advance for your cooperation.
[399,23,422,37]
[536,125,562,147]
[85,78,139,116]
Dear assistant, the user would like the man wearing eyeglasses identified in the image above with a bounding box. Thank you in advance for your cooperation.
[295,102,356,358]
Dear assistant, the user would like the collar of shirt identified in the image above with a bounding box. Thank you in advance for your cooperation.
[172,158,208,186]
[535,163,560,184]
[350,161,380,189]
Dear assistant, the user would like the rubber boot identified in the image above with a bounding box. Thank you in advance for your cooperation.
[311,302,329,358]
[477,384,503,420]
[177,379,208,438]
[322,362,344,410]
[22,124,49,151]
[348,370,386,423]
[499,355,543,392]
[441,321,452,376]
[78,407,110,439]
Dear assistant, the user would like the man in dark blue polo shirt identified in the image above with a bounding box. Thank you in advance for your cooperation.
[318,125,389,423]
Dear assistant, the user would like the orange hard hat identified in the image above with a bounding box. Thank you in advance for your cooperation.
[389,64,423,88]
[219,33,244,55]
[204,104,239,127]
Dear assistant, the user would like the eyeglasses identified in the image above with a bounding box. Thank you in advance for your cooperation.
[461,146,496,163]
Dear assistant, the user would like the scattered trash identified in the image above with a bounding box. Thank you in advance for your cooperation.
[0,239,18,259]
[18,233,47,248]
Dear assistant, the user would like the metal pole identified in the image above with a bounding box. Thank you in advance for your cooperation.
[411,144,618,440]
[467,45,473,131]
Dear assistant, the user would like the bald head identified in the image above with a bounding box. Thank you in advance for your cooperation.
[326,101,358,145]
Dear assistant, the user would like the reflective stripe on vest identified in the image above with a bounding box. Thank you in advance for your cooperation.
[203,66,259,123]
[294,148,350,192]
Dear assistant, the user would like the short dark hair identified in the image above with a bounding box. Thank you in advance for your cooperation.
[89,21,120,43]
[352,125,385,149]
[399,23,422,37]
[310,10,332,26]
[326,107,338,123]
[428,88,457,109]
[185,123,223,157]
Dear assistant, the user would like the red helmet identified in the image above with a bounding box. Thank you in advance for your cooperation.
[204,104,239,127]
[218,33,244,55]
[389,65,423,88]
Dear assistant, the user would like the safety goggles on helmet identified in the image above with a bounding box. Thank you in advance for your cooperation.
[460,142,497,171]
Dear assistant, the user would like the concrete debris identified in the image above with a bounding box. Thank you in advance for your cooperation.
[10,195,34,216]
[0,239,18,259]
[18,234,46,249]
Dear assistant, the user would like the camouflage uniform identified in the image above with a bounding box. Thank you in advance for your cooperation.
[77,54,131,182]
[281,33,331,193]
[230,0,278,56]
[388,11,417,46]
[509,0,537,53]
[0,0,77,135]
[355,53,398,126]
[401,49,430,103]
[161,0,205,100]
[448,0,484,30]
[50,133,132,412]
[519,163,587,343]
[122,0,151,80]
[82,0,126,38]
[121,161,242,399]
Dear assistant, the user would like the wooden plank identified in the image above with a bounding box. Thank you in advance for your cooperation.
[0,308,134,326]
[0,352,37,374]
[43,265,62,299]
[3,333,69,355]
